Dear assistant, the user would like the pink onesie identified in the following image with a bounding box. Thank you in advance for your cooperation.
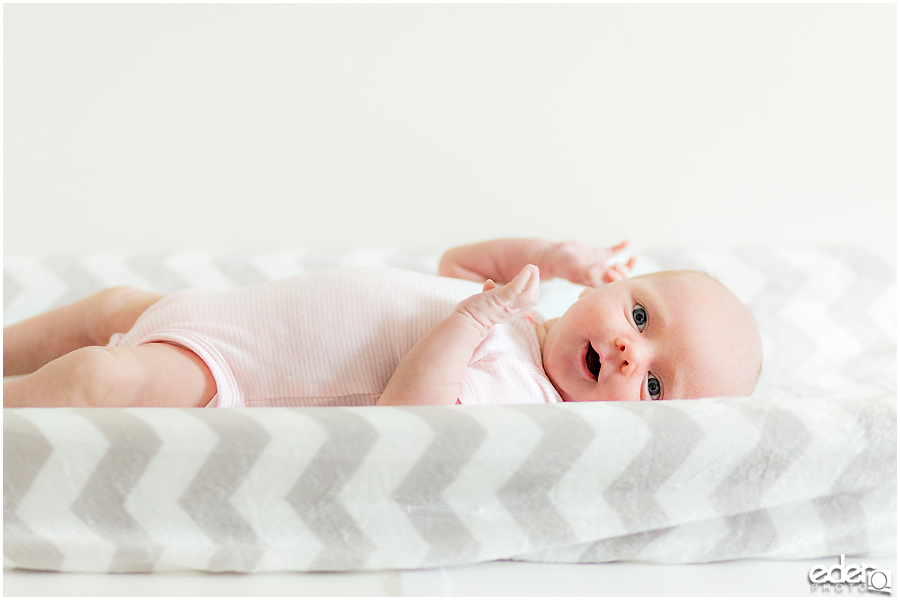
[109,267,562,407]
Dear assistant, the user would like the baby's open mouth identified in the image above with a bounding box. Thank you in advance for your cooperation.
[585,343,601,380]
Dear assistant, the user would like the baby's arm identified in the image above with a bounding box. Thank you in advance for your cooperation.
[377,264,539,406]
[439,238,633,287]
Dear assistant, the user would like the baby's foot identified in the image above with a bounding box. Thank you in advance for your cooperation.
[455,264,540,333]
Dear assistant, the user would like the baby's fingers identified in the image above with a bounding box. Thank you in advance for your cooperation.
[609,240,630,255]
[456,265,540,331]
[497,264,540,309]
[601,257,636,283]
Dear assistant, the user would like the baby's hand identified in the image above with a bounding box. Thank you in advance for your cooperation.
[455,264,540,333]
[539,240,636,287]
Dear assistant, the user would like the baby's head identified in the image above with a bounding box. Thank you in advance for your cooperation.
[540,269,762,402]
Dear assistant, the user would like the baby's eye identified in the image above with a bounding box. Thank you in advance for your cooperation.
[632,304,648,331]
[647,375,662,400]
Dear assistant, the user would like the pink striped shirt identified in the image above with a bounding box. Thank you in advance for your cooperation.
[110,267,561,407]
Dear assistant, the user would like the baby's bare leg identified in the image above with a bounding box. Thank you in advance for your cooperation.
[3,342,216,408]
[3,286,164,377]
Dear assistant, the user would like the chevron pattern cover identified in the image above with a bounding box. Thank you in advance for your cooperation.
[3,246,896,573]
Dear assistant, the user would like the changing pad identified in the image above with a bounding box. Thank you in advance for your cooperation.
[3,245,896,572]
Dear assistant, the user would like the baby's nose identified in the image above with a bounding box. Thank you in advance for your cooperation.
[614,337,646,375]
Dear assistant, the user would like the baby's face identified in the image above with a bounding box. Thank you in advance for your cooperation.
[540,270,761,402]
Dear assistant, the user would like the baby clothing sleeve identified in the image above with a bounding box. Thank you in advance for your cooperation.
[457,314,561,405]
[458,355,560,405]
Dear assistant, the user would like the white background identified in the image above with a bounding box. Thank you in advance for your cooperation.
[4,4,896,259]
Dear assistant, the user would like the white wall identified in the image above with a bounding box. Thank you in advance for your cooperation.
[4,4,896,258]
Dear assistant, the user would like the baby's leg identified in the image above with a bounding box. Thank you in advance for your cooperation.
[3,286,164,377]
[3,342,216,408]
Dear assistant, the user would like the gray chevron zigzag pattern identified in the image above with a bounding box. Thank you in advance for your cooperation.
[3,396,895,573]
[3,246,896,572]
[5,245,894,400]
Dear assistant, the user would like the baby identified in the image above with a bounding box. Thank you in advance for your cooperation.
[3,238,762,408]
